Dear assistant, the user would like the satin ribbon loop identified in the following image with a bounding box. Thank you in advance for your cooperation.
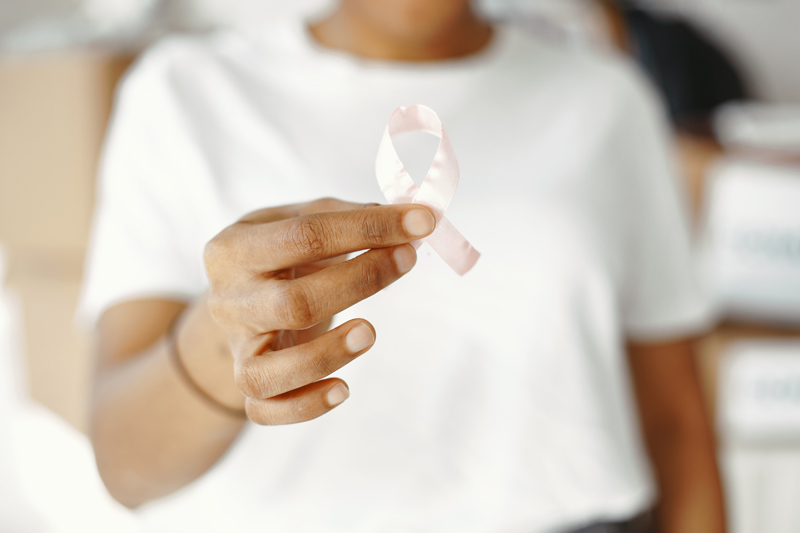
[375,105,480,276]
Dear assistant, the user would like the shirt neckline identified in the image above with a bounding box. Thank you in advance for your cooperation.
[291,17,514,76]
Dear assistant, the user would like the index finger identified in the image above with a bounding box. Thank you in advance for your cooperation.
[239,204,435,272]
[238,198,370,225]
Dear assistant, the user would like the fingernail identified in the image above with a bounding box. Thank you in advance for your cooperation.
[403,208,435,237]
[326,383,349,406]
[345,323,374,353]
[393,245,416,274]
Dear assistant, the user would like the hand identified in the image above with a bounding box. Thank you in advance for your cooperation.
[203,198,435,425]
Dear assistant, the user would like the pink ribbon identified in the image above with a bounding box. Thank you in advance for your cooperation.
[375,105,480,276]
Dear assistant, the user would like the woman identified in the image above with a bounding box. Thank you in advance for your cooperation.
[82,1,726,531]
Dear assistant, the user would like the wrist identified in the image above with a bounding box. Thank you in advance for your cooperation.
[174,295,246,412]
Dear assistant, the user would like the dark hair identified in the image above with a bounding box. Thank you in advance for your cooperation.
[619,3,750,133]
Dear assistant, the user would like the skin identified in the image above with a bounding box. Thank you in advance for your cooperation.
[628,339,727,533]
[90,1,727,530]
[308,0,493,61]
[92,199,434,506]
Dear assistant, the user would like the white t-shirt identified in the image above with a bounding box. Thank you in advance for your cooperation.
[80,18,711,533]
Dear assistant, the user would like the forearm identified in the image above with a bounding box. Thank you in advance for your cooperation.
[627,339,727,533]
[90,297,246,508]
[645,414,726,533]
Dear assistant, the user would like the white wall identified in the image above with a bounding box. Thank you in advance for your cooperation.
[0,0,82,33]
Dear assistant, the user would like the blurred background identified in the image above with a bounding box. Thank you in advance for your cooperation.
[1,0,799,531]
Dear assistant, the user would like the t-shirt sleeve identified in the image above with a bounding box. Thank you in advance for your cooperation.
[612,67,716,341]
[77,51,207,328]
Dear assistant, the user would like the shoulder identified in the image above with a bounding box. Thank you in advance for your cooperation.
[119,31,248,96]
[503,24,664,118]
[118,19,297,106]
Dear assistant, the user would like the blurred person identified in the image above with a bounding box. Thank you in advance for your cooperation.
[81,0,726,531]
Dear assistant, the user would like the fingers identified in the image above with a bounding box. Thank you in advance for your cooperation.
[245,378,350,425]
[238,198,370,225]
[251,244,416,331]
[236,204,434,272]
[235,319,375,400]
[202,198,429,426]
[240,317,373,426]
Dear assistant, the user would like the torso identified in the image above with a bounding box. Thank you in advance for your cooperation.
[133,19,657,531]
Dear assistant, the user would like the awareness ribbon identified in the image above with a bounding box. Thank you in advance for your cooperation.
[375,104,480,276]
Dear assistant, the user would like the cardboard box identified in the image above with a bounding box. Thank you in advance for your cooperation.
[0,50,132,250]
[0,50,133,432]
[7,261,92,431]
